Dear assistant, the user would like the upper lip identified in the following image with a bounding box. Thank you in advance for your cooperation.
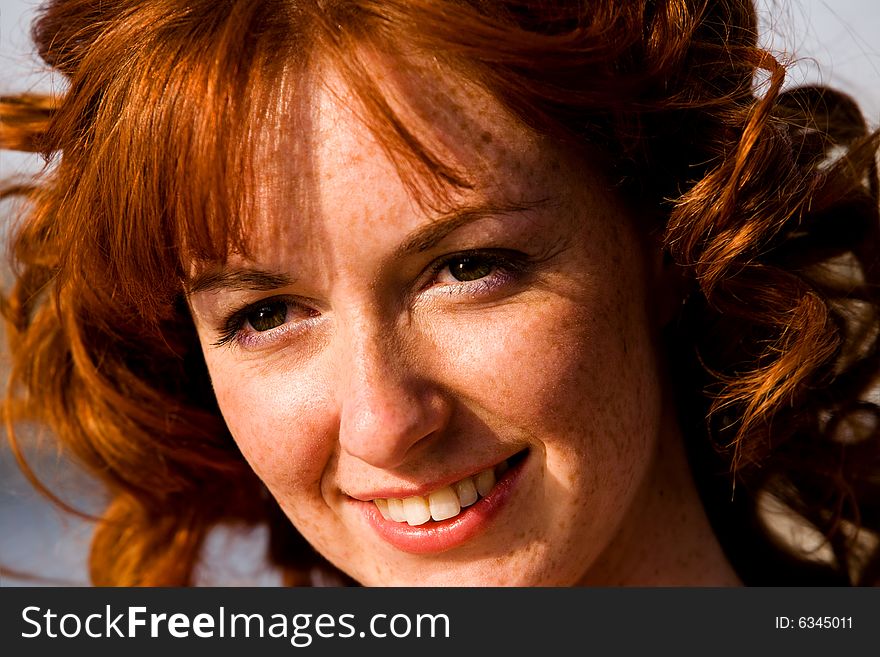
[346,452,520,501]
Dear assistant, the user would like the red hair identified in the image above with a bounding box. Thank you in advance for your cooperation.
[2,0,879,585]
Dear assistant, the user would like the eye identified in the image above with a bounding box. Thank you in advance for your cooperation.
[212,296,318,348]
[429,250,530,295]
[245,301,288,332]
[443,256,494,282]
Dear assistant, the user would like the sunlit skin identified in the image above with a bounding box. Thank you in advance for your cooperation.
[187,63,741,586]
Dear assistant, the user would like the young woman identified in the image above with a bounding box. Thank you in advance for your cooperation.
[2,0,878,586]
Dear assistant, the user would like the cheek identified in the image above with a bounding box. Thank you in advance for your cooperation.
[441,303,595,429]
[441,287,659,449]
[207,361,333,495]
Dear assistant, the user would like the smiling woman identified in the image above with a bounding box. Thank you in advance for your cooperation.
[1,0,879,586]
[185,74,713,585]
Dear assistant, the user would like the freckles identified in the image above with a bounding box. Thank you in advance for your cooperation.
[213,379,331,490]
[487,322,585,423]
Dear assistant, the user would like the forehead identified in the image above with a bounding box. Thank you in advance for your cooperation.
[244,56,562,247]
[322,58,539,173]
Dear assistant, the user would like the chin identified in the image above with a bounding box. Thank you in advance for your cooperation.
[351,555,580,587]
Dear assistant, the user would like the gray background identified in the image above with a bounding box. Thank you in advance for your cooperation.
[1,0,878,586]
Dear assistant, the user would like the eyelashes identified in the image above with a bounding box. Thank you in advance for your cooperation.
[427,249,529,294]
[211,249,531,350]
[212,297,319,348]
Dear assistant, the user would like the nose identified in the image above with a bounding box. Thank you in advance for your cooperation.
[336,323,451,469]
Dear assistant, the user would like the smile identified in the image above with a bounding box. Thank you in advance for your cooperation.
[358,448,529,554]
[372,459,510,526]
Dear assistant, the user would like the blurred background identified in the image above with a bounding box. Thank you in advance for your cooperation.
[1,0,879,586]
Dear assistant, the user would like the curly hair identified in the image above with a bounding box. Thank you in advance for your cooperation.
[1,0,878,585]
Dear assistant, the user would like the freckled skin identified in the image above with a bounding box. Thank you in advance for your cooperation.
[188,63,740,586]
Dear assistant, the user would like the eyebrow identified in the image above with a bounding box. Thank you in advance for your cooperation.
[395,199,548,256]
[186,268,294,295]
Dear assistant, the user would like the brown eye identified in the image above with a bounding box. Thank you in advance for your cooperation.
[448,256,493,282]
[245,301,288,332]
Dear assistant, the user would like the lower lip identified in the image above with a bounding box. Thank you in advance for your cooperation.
[356,455,528,554]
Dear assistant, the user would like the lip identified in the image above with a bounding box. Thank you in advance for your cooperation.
[354,451,528,554]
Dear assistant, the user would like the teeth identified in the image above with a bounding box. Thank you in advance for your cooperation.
[454,477,478,507]
[474,468,496,497]
[372,459,512,525]
[387,497,406,522]
[402,496,431,526]
[375,498,392,520]
[428,486,461,521]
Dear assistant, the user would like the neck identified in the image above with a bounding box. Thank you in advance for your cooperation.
[578,412,742,586]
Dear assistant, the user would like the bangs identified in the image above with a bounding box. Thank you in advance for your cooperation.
[71,0,479,311]
[53,0,636,319]
[83,1,308,295]
[38,1,311,321]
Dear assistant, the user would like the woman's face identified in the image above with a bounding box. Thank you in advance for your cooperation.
[187,69,674,585]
